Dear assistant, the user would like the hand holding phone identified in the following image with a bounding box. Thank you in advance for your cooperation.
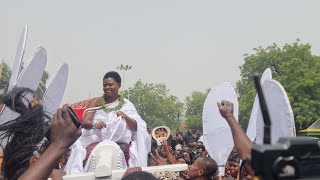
[45,106,81,141]
[67,107,81,128]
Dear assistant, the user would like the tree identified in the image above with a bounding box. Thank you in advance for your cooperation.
[237,40,320,130]
[0,61,12,93]
[127,80,183,130]
[184,90,209,131]
[0,61,49,97]
[35,71,49,98]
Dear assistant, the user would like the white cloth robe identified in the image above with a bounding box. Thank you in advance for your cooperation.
[79,98,151,168]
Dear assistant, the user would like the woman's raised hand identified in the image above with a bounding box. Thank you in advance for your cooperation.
[93,121,107,129]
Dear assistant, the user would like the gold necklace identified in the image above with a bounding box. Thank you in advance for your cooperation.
[99,95,125,113]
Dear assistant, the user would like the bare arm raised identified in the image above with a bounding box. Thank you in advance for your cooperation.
[162,140,177,164]
[217,100,253,160]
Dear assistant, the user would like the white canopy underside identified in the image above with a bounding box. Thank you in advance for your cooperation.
[202,82,238,175]
[255,79,296,145]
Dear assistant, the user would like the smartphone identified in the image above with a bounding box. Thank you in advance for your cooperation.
[67,107,81,128]
[45,107,81,141]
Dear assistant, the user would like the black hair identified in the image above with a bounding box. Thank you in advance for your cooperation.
[151,139,158,152]
[196,145,206,151]
[0,87,50,180]
[103,71,121,84]
[176,154,189,164]
[182,145,190,152]
[176,139,183,145]
[198,157,218,179]
[192,153,202,162]
[228,150,240,163]
[176,153,184,159]
[182,151,193,165]
[189,138,197,143]
[121,171,157,180]
[197,141,203,144]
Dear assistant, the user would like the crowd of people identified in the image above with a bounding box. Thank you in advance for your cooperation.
[0,71,255,180]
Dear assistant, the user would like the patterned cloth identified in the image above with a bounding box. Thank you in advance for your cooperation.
[152,171,180,180]
[83,142,99,166]
[117,142,131,165]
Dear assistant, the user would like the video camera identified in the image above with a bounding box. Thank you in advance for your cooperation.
[249,137,320,179]
[247,75,320,180]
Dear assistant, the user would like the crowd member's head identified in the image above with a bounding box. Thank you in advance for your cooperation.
[175,143,182,149]
[192,130,198,138]
[177,158,187,164]
[192,154,202,162]
[176,154,188,164]
[196,141,203,147]
[187,156,218,180]
[195,145,206,155]
[177,153,190,163]
[189,139,197,148]
[174,149,181,156]
[225,152,240,178]
[0,88,50,180]
[102,71,121,100]
[182,146,191,153]
[225,161,239,179]
[176,138,184,145]
[183,152,191,164]
[122,167,157,180]
[177,132,184,142]
[175,129,180,135]
[240,166,252,180]
[182,146,191,154]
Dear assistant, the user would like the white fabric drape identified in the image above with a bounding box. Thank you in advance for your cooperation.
[64,140,86,174]
[77,98,151,168]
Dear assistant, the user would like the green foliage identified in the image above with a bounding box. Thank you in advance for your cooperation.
[127,80,183,130]
[184,90,209,131]
[0,61,11,93]
[237,40,320,130]
[35,71,49,98]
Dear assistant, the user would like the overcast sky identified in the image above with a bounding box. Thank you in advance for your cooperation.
[1,1,320,103]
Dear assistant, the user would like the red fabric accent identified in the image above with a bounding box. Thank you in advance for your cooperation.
[83,142,99,166]
[72,108,86,121]
[70,99,91,121]
[118,142,131,166]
